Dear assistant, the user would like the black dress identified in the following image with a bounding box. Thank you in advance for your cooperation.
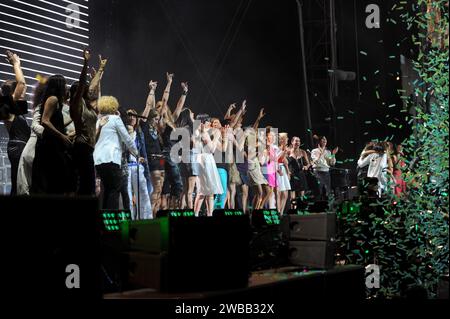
[32,103,71,194]
[7,115,30,195]
[288,155,308,192]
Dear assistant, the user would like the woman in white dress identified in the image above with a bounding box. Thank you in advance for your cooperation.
[16,82,46,195]
[276,132,292,214]
[194,116,223,216]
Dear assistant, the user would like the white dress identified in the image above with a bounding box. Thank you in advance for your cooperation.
[196,131,223,196]
[276,163,291,192]
[16,105,44,195]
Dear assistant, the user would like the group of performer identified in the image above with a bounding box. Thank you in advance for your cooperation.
[0,49,406,219]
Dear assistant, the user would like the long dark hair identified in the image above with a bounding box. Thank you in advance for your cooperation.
[41,75,67,109]
[176,108,194,134]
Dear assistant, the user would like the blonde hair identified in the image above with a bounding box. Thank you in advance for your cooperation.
[98,96,119,115]
[279,132,288,140]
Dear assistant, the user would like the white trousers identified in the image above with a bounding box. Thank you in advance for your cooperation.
[16,135,37,195]
[128,164,153,220]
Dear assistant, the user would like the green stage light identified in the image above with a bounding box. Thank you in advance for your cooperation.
[156,210,196,218]
[251,209,281,227]
[213,209,245,217]
[100,210,132,232]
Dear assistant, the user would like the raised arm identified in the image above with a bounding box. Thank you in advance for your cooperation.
[141,80,158,121]
[70,48,90,123]
[224,103,236,120]
[88,54,107,102]
[229,100,247,129]
[161,72,174,111]
[172,82,188,122]
[252,107,265,131]
[5,50,26,101]
[357,153,372,168]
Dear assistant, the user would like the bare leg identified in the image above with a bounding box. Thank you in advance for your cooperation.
[150,170,165,214]
[180,178,188,209]
[228,183,236,209]
[252,185,264,210]
[186,176,197,210]
[280,190,288,214]
[261,185,273,209]
[161,194,170,210]
[194,194,205,215]
[206,195,215,216]
[241,184,249,213]
[276,188,282,212]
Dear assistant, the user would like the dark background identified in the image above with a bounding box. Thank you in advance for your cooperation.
[90,0,413,170]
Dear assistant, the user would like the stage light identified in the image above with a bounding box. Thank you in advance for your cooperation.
[101,210,132,232]
[213,209,245,217]
[251,209,281,227]
[156,210,196,218]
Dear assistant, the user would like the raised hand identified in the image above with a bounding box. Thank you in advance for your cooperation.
[228,103,236,112]
[241,100,247,111]
[166,72,174,83]
[149,80,158,91]
[181,82,189,93]
[99,54,107,69]
[5,50,20,66]
[258,108,266,119]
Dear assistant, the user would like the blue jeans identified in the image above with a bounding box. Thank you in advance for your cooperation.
[214,168,228,209]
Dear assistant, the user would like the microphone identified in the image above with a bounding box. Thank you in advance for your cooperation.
[127,112,148,120]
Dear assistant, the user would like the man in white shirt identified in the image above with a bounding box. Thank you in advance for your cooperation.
[311,136,338,199]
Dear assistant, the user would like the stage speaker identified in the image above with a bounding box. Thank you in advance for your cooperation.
[289,241,335,269]
[125,251,168,291]
[122,214,251,292]
[126,218,169,253]
[0,195,102,299]
[282,213,336,241]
